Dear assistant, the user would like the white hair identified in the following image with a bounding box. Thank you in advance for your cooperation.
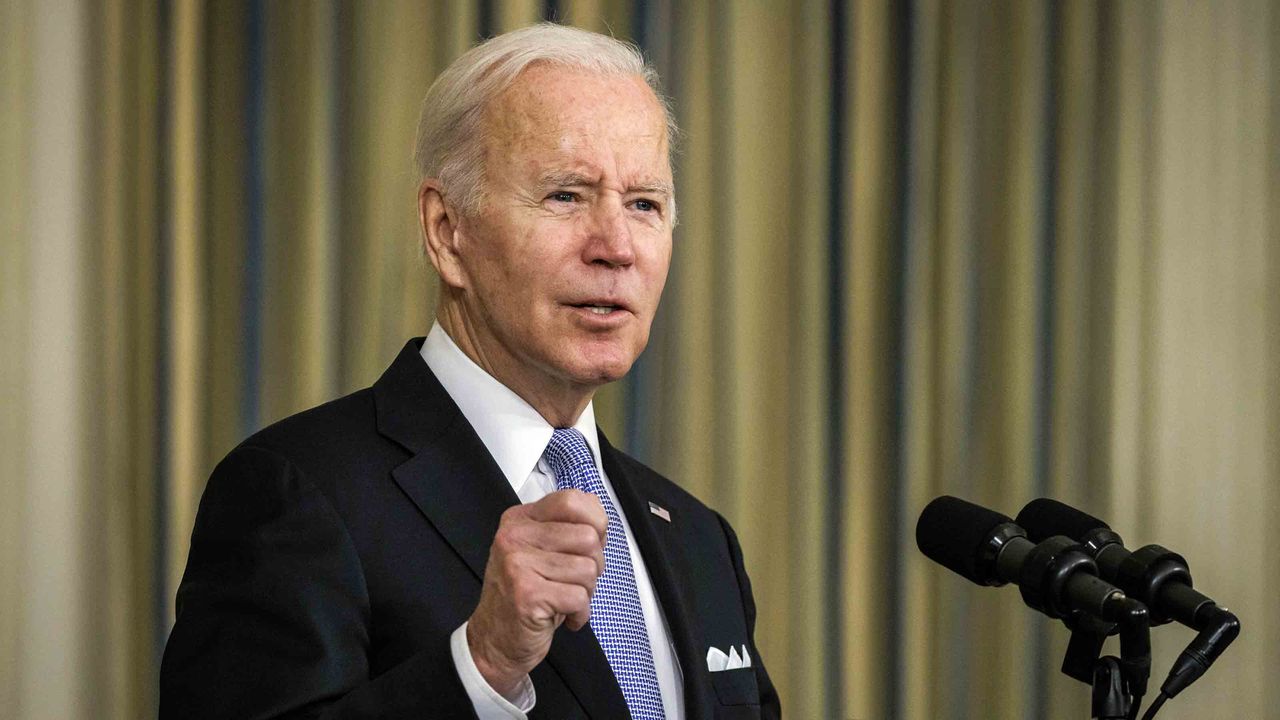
[413,22,678,216]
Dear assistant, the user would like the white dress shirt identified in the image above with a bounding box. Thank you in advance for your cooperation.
[422,322,685,720]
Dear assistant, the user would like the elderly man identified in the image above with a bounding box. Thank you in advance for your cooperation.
[161,23,779,720]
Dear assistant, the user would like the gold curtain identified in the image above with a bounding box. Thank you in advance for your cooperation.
[2,1,1278,718]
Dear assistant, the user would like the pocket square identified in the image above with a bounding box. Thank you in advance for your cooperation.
[706,644,752,672]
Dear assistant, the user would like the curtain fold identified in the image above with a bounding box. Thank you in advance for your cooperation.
[0,0,33,712]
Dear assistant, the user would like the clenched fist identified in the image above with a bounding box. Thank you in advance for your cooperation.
[467,489,608,695]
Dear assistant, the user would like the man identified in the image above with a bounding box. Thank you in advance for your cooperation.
[161,23,779,720]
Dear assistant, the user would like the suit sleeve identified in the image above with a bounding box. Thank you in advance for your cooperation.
[159,445,480,720]
[716,513,783,719]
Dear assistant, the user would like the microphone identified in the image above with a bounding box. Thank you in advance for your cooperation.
[1016,498,1240,699]
[916,496,1138,624]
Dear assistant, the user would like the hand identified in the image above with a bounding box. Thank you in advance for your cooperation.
[467,489,607,696]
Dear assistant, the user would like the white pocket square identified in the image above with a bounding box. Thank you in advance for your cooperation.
[706,644,752,671]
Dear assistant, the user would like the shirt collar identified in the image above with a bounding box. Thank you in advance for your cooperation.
[419,321,601,495]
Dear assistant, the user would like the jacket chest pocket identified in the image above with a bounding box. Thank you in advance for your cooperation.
[710,667,760,707]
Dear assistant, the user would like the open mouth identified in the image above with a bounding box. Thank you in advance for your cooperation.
[569,302,625,315]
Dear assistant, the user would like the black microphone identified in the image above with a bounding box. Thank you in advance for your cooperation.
[916,496,1138,624]
[1016,498,1240,699]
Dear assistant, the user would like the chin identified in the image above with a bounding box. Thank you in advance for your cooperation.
[570,358,635,386]
[561,343,642,386]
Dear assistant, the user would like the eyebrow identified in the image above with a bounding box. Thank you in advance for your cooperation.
[538,171,595,188]
[630,181,674,197]
[538,171,673,197]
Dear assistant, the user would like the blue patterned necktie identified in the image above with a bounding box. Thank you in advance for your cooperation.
[543,428,666,720]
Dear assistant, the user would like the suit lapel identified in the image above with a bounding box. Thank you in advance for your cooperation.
[389,418,516,581]
[374,340,629,718]
[600,433,714,720]
[377,340,518,581]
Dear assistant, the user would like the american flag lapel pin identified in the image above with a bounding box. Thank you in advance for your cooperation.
[648,501,671,522]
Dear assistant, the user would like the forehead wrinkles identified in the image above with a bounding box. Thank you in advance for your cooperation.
[481,67,670,181]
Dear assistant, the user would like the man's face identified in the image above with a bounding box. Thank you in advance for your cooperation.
[448,64,673,399]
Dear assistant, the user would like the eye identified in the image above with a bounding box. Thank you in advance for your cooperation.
[547,191,578,203]
[631,198,660,213]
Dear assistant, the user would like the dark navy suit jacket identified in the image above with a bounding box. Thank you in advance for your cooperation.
[160,339,780,719]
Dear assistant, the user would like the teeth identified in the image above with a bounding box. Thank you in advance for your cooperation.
[588,306,612,314]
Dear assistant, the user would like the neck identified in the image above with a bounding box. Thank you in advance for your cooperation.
[436,297,595,428]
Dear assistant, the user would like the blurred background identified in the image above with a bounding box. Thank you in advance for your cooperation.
[2,0,1278,718]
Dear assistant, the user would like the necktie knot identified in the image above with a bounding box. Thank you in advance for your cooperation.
[543,428,597,493]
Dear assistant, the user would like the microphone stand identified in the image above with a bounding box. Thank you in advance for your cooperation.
[1014,536,1151,720]
[1060,597,1150,720]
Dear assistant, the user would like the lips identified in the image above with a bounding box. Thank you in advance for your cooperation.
[565,298,633,315]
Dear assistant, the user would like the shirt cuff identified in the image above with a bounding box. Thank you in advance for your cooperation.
[450,621,536,719]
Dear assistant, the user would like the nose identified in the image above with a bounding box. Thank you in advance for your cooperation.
[583,198,635,268]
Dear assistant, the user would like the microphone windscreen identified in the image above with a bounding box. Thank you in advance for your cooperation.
[1015,498,1109,542]
[916,496,1012,585]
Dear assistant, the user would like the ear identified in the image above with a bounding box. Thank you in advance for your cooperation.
[418,179,468,289]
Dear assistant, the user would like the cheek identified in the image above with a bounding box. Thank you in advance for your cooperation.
[640,235,673,294]
[465,222,540,291]
[475,248,560,326]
